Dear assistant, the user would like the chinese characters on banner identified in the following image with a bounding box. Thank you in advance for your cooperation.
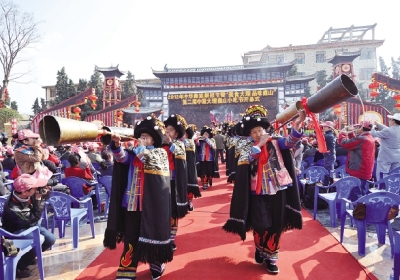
[167,89,276,106]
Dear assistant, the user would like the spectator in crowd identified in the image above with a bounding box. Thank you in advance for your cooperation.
[370,113,400,178]
[60,144,72,161]
[64,153,97,209]
[99,150,114,176]
[47,146,60,167]
[320,121,336,173]
[301,138,312,154]
[214,129,226,163]
[41,149,70,194]
[2,147,16,170]
[338,121,375,194]
[293,140,304,170]
[87,143,103,164]
[335,141,349,156]
[1,174,56,278]
[14,129,43,175]
[303,140,318,159]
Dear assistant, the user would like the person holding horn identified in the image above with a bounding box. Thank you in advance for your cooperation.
[223,105,304,275]
[163,114,189,251]
[104,114,173,280]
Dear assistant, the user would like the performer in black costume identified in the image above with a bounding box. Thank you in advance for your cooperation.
[104,114,173,280]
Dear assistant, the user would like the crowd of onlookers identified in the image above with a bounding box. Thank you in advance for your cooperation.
[292,113,400,192]
[0,128,115,278]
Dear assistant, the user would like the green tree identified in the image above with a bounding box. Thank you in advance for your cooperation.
[391,57,400,80]
[303,86,311,98]
[77,78,88,93]
[79,68,103,120]
[122,71,136,99]
[40,98,46,112]
[31,97,40,115]
[287,65,298,77]
[379,56,390,76]
[375,57,395,111]
[316,70,328,88]
[0,107,22,131]
[10,100,17,111]
[50,67,76,106]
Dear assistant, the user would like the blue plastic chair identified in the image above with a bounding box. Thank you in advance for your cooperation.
[313,176,361,227]
[371,173,400,195]
[3,169,12,179]
[335,155,347,168]
[298,166,330,198]
[394,231,400,280]
[62,176,100,211]
[91,162,100,171]
[46,191,95,249]
[340,191,400,257]
[98,175,112,218]
[331,165,349,179]
[313,159,325,167]
[380,166,400,179]
[0,226,45,280]
[302,156,314,169]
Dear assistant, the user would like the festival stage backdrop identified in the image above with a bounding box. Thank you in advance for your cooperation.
[167,89,278,128]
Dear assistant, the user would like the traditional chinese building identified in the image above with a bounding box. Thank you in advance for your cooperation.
[243,24,384,95]
[151,63,315,128]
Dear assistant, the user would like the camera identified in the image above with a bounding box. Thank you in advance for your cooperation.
[36,187,48,195]
[47,177,59,187]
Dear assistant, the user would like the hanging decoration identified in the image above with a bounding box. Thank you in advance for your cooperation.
[88,94,98,110]
[73,107,82,120]
[333,104,341,115]
[117,111,124,122]
[393,94,400,110]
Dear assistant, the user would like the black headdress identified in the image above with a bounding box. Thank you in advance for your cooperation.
[200,126,214,138]
[164,114,187,139]
[241,105,270,136]
[186,124,197,139]
[134,114,166,148]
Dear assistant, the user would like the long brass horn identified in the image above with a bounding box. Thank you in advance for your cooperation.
[273,74,358,126]
[39,115,135,145]
[99,126,135,145]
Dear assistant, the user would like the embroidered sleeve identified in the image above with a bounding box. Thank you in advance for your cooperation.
[172,140,186,159]
[110,141,131,164]
[133,146,146,162]
[249,145,261,163]
[206,138,216,150]
[238,142,253,165]
[279,128,303,150]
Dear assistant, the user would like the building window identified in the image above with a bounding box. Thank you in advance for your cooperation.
[316,52,326,63]
[268,54,284,64]
[295,53,305,64]
[359,68,374,80]
[50,89,56,98]
[360,48,375,60]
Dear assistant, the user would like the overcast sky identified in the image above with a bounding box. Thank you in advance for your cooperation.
[8,0,400,114]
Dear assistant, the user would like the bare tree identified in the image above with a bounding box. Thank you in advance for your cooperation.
[0,0,40,100]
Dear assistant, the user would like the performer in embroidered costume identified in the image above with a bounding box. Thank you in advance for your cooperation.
[227,121,247,183]
[196,126,220,190]
[163,114,189,251]
[184,124,200,211]
[104,114,173,280]
[223,105,304,274]
[225,124,236,178]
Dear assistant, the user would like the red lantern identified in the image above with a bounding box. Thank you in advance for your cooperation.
[88,94,98,110]
[73,107,81,120]
[135,107,140,112]
[393,94,400,110]
[370,91,379,98]
[368,81,379,90]
[117,111,124,117]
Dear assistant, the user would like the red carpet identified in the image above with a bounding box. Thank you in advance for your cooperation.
[77,164,378,280]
